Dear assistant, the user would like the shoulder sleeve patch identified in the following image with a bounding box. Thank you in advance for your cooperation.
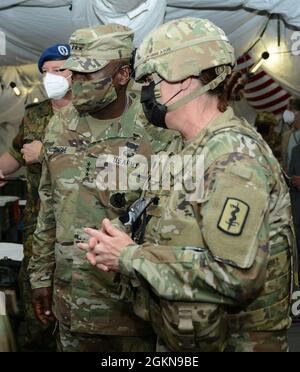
[202,164,269,269]
[217,198,250,236]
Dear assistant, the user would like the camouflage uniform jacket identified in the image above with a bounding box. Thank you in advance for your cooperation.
[9,100,53,257]
[29,91,179,336]
[119,107,297,351]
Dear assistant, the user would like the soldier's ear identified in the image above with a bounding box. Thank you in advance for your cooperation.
[116,65,131,86]
[180,77,193,92]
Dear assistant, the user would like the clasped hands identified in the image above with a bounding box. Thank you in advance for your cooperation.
[78,218,134,273]
[21,140,43,164]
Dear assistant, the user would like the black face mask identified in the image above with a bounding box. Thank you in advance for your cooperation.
[141,81,168,129]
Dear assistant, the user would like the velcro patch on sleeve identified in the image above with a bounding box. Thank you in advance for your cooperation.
[202,166,269,269]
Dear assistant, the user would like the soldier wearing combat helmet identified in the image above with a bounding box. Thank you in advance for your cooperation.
[82,17,297,353]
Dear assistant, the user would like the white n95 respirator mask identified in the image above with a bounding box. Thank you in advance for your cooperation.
[283,110,296,125]
[43,73,71,100]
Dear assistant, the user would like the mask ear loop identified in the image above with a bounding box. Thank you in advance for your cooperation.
[167,66,232,112]
[129,48,137,80]
[60,73,73,94]
[65,73,72,90]
[163,87,184,106]
[154,66,231,111]
[153,77,184,106]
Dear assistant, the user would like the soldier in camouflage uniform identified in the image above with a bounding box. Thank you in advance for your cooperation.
[82,18,297,352]
[0,44,72,351]
[28,24,179,352]
[11,100,55,352]
[255,112,281,161]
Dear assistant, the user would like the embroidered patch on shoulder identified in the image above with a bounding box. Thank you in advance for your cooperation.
[217,198,250,236]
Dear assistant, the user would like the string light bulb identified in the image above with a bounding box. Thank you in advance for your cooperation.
[250,51,270,74]
[10,82,21,96]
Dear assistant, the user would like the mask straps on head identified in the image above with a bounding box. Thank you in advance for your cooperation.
[163,87,184,106]
[166,66,232,112]
[130,49,137,80]
[152,75,184,105]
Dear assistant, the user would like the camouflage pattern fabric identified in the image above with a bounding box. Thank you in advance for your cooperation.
[255,112,278,126]
[28,92,179,350]
[255,112,282,161]
[57,322,156,352]
[62,24,134,73]
[119,108,296,352]
[266,131,282,161]
[9,100,53,250]
[72,75,118,113]
[134,17,235,83]
[8,100,56,351]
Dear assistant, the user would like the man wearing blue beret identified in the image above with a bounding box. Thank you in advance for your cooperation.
[0,43,72,351]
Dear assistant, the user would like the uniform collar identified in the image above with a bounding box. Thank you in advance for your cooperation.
[183,107,236,150]
[165,107,236,194]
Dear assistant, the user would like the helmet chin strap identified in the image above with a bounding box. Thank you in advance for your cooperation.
[166,66,232,112]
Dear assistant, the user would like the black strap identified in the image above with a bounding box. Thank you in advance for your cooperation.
[132,197,160,244]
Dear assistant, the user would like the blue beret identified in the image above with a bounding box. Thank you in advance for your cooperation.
[38,44,71,73]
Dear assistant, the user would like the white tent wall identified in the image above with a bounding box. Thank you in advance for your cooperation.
[0,4,74,65]
[0,1,71,8]
[1,1,298,65]
[0,0,166,65]
[72,0,167,45]
[0,0,299,155]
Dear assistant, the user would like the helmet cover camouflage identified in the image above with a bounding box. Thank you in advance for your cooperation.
[135,17,236,83]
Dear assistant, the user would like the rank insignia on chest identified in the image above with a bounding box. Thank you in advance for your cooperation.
[217,198,250,236]
[68,139,87,148]
[123,142,140,158]
[47,146,68,154]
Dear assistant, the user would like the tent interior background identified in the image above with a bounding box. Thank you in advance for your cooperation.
[0,0,299,157]
[1,1,300,353]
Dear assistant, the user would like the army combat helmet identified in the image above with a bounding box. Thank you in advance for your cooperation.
[135,17,236,96]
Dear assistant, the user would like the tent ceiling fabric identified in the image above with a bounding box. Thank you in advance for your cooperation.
[72,0,166,45]
[0,1,299,95]
[0,0,167,65]
[166,7,300,96]
[0,0,299,65]
[168,0,300,28]
[0,5,74,65]
[0,0,299,151]
[0,1,71,9]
